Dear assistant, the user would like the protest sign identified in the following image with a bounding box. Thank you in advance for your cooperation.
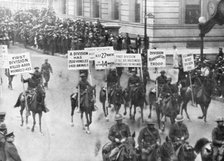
[95,47,115,69]
[68,50,89,70]
[8,53,32,75]
[182,54,195,72]
[148,50,166,67]
[115,54,142,67]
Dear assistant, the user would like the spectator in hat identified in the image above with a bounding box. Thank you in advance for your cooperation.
[212,117,224,161]
[169,114,189,150]
[41,59,53,88]
[218,48,223,58]
[138,121,161,161]
[0,123,7,161]
[4,132,22,161]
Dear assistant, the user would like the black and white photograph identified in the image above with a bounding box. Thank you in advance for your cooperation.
[0,0,224,161]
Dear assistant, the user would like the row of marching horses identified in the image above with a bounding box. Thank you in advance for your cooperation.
[70,75,215,134]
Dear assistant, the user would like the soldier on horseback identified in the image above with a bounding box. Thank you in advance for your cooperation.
[106,68,119,106]
[169,115,189,150]
[127,68,141,100]
[76,73,95,113]
[103,114,131,158]
[138,121,161,161]
[156,70,167,94]
[212,117,224,161]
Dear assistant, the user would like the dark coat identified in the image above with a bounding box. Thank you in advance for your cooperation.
[4,141,21,161]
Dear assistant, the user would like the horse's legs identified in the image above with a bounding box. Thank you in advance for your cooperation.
[129,103,132,119]
[31,112,36,132]
[20,104,25,126]
[204,105,209,122]
[133,106,136,121]
[71,104,75,127]
[198,104,205,119]
[39,113,42,133]
[85,112,90,134]
[161,115,166,132]
[148,104,152,118]
[102,101,107,117]
[123,101,127,116]
[182,101,190,120]
[141,105,144,123]
[80,112,85,130]
[156,104,161,129]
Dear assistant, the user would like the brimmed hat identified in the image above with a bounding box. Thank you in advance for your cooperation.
[160,70,166,74]
[216,117,224,122]
[0,123,6,130]
[175,114,184,122]
[146,120,155,125]
[130,68,137,72]
[80,73,86,77]
[0,112,6,119]
[34,67,39,70]
[5,132,14,138]
[114,114,123,121]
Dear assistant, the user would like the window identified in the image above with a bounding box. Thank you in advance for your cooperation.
[112,0,119,20]
[93,0,100,18]
[185,0,201,24]
[135,0,141,22]
[77,0,83,16]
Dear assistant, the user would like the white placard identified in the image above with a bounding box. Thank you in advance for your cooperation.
[182,54,195,72]
[94,47,115,69]
[115,54,142,67]
[68,50,89,70]
[8,53,32,75]
[84,48,95,60]
[148,50,166,67]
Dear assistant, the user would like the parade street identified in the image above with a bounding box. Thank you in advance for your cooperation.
[1,45,224,161]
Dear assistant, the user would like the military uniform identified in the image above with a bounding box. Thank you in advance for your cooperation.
[0,124,7,161]
[41,62,53,87]
[169,123,189,149]
[161,83,177,98]
[23,78,39,90]
[4,141,22,161]
[138,127,161,149]
[128,75,141,87]
[212,123,224,161]
[156,75,167,95]
[77,80,92,95]
[108,123,131,143]
[107,70,119,103]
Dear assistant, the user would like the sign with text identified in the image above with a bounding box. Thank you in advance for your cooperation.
[84,48,95,60]
[147,50,166,67]
[95,47,115,69]
[0,45,9,68]
[115,54,142,67]
[8,53,32,75]
[68,50,89,70]
[182,54,195,72]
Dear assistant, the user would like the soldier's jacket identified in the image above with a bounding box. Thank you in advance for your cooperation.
[212,127,224,147]
[156,75,167,86]
[33,71,42,84]
[77,80,92,94]
[128,75,141,87]
[138,127,161,149]
[143,70,150,83]
[161,83,177,97]
[108,123,131,142]
[107,72,118,87]
[23,78,39,90]
[4,141,22,161]
[169,123,189,142]
[41,63,52,74]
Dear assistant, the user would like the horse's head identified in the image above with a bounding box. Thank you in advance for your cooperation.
[181,143,197,161]
[122,132,137,161]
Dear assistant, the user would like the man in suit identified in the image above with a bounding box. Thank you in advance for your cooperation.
[4,132,22,161]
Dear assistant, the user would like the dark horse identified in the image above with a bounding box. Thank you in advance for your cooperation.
[124,83,145,122]
[99,83,124,118]
[157,92,179,131]
[179,76,214,122]
[70,85,96,134]
[102,132,138,161]
[148,87,157,119]
[14,84,46,132]
[194,138,224,161]
[161,138,197,161]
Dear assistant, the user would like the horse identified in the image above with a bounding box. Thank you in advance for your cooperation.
[99,83,124,115]
[126,83,145,122]
[148,88,157,119]
[70,92,78,126]
[179,76,215,122]
[14,84,46,132]
[72,85,96,133]
[139,144,161,161]
[157,92,180,131]
[161,138,197,161]
[102,132,138,161]
[194,138,224,161]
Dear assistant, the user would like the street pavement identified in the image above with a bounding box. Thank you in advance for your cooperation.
[0,45,224,161]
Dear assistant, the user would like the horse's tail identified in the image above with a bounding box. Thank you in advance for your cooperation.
[194,138,210,154]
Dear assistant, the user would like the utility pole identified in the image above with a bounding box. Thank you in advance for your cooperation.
[144,0,148,50]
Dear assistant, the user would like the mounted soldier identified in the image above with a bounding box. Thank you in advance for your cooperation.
[212,117,224,161]
[103,114,131,158]
[156,70,167,95]
[138,121,161,161]
[127,68,142,101]
[169,115,189,150]
[106,68,119,106]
